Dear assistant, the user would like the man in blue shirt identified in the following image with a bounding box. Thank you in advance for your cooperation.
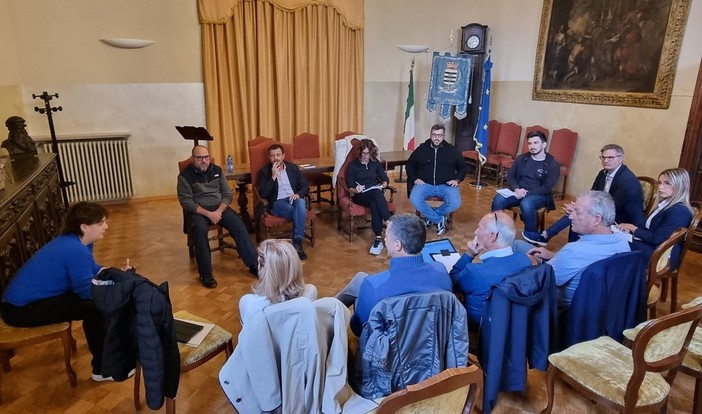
[450,211,533,330]
[336,213,452,336]
[516,190,630,308]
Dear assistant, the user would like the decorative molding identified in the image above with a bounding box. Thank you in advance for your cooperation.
[100,38,154,49]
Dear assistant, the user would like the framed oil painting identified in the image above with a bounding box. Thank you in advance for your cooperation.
[532,0,691,109]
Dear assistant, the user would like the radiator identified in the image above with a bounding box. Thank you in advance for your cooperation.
[38,137,134,203]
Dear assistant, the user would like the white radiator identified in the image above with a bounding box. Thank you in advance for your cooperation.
[38,136,134,203]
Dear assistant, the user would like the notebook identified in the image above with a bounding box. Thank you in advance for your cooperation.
[174,319,204,344]
[421,238,461,272]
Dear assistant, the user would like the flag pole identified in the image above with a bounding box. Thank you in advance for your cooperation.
[470,52,492,189]
[396,56,416,183]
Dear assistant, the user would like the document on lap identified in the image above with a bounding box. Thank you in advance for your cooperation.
[361,184,384,193]
[496,188,516,198]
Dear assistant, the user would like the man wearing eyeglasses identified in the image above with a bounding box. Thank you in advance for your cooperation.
[177,145,259,288]
[449,211,533,331]
[523,144,643,246]
[406,124,467,236]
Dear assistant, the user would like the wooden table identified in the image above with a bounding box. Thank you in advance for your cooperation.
[226,150,412,231]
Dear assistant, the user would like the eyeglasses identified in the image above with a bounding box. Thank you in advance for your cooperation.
[599,155,621,161]
[493,212,500,238]
[193,155,210,161]
[361,151,370,155]
[431,133,445,138]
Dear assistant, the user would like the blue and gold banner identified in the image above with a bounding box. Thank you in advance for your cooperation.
[427,52,473,120]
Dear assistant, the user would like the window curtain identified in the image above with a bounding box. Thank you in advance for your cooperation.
[198,0,364,164]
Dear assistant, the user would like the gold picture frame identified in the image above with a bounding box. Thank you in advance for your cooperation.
[532,0,691,109]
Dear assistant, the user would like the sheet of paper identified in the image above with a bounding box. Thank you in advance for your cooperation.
[431,252,462,272]
[361,184,384,193]
[611,225,633,243]
[174,318,215,347]
[496,188,516,198]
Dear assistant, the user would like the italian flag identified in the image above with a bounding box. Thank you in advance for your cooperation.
[403,70,415,150]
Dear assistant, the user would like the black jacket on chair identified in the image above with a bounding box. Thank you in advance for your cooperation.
[92,268,180,410]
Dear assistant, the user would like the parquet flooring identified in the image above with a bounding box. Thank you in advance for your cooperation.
[1,171,700,413]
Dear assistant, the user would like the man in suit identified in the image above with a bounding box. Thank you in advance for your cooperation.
[523,144,643,245]
[450,211,533,330]
[257,143,310,260]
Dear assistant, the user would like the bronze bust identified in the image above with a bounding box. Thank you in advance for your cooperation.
[2,116,38,159]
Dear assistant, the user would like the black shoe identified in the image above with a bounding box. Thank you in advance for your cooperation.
[248,265,259,278]
[293,238,307,260]
[199,274,217,288]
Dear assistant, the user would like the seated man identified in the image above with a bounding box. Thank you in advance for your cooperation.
[523,144,644,245]
[177,145,258,288]
[406,124,467,235]
[336,213,453,335]
[257,143,311,260]
[491,130,560,234]
[450,211,533,330]
[514,190,630,308]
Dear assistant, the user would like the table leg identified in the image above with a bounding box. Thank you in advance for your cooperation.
[235,181,254,233]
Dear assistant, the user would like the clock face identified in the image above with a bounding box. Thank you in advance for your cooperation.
[467,35,480,49]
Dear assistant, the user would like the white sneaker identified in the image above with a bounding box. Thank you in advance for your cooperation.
[369,238,383,255]
[436,216,447,236]
[92,368,136,382]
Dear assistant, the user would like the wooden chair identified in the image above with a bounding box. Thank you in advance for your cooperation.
[177,158,236,257]
[548,128,578,199]
[247,137,316,244]
[293,132,334,205]
[659,201,702,313]
[637,176,657,216]
[645,227,687,319]
[133,310,233,414]
[498,125,549,187]
[375,365,483,414]
[335,130,359,140]
[0,320,77,404]
[486,121,522,182]
[463,120,501,175]
[623,296,702,414]
[541,303,702,414]
[508,206,547,233]
[336,138,396,242]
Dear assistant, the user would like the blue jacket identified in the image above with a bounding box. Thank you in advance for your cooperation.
[558,251,646,351]
[353,291,469,399]
[478,264,558,414]
[631,202,692,270]
[591,164,644,227]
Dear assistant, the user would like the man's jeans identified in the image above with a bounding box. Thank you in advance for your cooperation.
[270,197,307,240]
[410,184,461,223]
[491,193,550,232]
[546,215,581,242]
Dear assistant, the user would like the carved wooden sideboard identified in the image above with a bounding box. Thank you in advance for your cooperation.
[0,154,65,294]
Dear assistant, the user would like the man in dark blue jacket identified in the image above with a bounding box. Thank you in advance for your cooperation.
[406,124,467,236]
[177,145,258,288]
[523,143,643,245]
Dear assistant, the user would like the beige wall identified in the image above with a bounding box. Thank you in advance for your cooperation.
[1,0,700,198]
[365,0,702,196]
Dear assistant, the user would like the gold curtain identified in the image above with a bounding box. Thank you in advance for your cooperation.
[199,0,364,164]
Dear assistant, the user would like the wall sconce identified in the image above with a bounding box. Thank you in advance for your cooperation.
[397,45,430,54]
[100,38,155,49]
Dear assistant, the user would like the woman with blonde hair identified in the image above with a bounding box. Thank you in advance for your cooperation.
[239,239,317,323]
[618,167,693,269]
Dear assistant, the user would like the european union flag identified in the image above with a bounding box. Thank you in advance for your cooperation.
[473,54,492,165]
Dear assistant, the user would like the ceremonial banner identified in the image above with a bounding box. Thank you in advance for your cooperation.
[473,54,493,165]
[427,52,473,120]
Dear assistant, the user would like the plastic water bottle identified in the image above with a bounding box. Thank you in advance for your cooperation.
[226,155,234,173]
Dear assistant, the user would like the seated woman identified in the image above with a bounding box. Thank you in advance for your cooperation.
[239,239,317,323]
[1,202,132,382]
[618,168,694,269]
[345,139,390,256]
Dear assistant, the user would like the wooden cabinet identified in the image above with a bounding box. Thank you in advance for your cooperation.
[0,154,63,294]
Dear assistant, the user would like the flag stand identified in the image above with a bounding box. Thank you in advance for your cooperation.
[469,51,493,190]
[397,53,418,183]
[470,161,487,189]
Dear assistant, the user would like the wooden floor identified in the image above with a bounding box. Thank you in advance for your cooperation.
[2,171,701,413]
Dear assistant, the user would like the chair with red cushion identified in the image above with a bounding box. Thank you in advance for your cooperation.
[248,137,316,245]
[486,122,522,184]
[336,139,396,242]
[548,128,578,199]
[293,132,334,205]
[335,130,359,140]
[462,119,501,165]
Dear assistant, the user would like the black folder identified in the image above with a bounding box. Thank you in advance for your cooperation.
[174,319,204,344]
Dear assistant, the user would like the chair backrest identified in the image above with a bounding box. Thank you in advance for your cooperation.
[548,128,578,168]
[560,251,646,350]
[375,366,483,414]
[678,200,702,268]
[637,176,657,216]
[335,138,362,202]
[247,137,293,205]
[625,303,702,407]
[487,120,501,154]
[293,132,320,159]
[335,130,358,140]
[494,122,522,157]
[649,227,687,287]
[522,125,550,154]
